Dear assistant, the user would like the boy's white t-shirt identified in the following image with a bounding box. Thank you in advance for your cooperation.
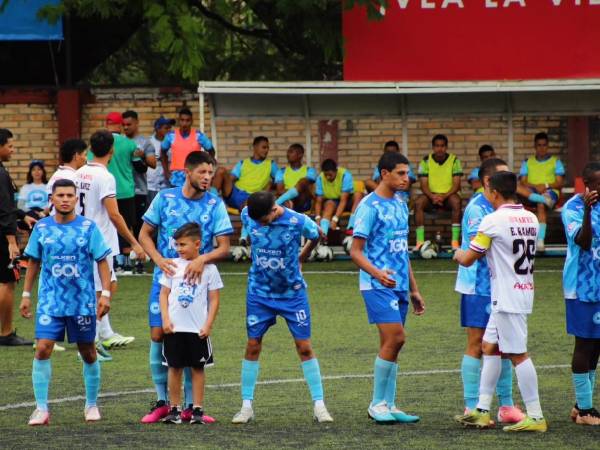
[159,259,223,333]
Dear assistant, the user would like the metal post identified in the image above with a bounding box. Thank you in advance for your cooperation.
[401,94,408,157]
[199,92,205,133]
[303,95,312,166]
[507,93,514,170]
[208,94,218,159]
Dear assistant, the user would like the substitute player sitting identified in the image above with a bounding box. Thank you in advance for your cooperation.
[275,143,317,212]
[19,179,112,425]
[159,223,222,425]
[454,171,547,432]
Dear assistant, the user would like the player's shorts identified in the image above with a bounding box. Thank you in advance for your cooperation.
[323,196,354,212]
[148,280,163,327]
[361,289,409,325]
[483,310,528,354]
[163,332,214,369]
[169,170,186,188]
[460,294,492,328]
[226,185,250,212]
[246,291,311,340]
[292,197,312,213]
[0,234,17,284]
[35,313,96,344]
[566,298,600,339]
[93,255,116,291]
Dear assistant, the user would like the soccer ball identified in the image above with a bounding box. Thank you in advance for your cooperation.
[419,240,438,259]
[231,245,249,262]
[315,245,334,262]
[342,235,353,255]
[129,250,150,263]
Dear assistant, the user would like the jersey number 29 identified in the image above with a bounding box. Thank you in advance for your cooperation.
[513,238,535,275]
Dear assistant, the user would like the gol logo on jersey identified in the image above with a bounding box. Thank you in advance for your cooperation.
[51,263,80,278]
[256,256,285,270]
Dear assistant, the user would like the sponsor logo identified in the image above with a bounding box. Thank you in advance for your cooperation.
[76,237,86,246]
[44,238,55,244]
[289,216,298,224]
[38,314,52,326]
[208,198,216,205]
[388,238,408,253]
[150,302,161,315]
[256,256,285,270]
[51,263,80,278]
[389,300,399,311]
[247,314,259,326]
[513,282,534,290]
[82,220,92,226]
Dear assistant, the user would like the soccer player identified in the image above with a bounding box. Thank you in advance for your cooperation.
[159,223,222,425]
[19,179,112,425]
[467,145,496,194]
[274,143,317,212]
[138,150,232,423]
[454,171,547,432]
[47,139,88,200]
[561,162,600,425]
[364,140,416,202]
[231,191,333,424]
[75,130,144,354]
[455,158,525,424]
[350,151,425,423]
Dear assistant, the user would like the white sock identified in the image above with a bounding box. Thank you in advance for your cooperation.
[314,399,325,408]
[476,355,502,411]
[97,314,115,341]
[515,358,543,419]
[242,399,252,409]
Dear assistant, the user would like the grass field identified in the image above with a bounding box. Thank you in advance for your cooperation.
[1,258,598,449]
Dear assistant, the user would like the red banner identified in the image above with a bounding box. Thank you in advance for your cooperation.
[343,1,600,81]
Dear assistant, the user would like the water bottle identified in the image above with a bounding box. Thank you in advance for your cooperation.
[435,231,443,251]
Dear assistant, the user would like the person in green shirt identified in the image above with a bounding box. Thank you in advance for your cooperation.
[414,134,463,251]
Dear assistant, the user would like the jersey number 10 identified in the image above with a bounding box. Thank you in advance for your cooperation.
[513,238,535,275]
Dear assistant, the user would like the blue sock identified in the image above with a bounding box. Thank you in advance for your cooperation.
[527,193,546,204]
[83,360,101,408]
[149,341,168,402]
[276,187,299,205]
[496,358,514,407]
[539,223,547,241]
[241,223,249,242]
[320,218,330,236]
[301,358,324,401]
[573,372,593,410]
[348,214,356,230]
[32,358,52,411]
[461,355,480,410]
[184,367,193,407]
[590,369,596,393]
[241,359,260,401]
[116,254,125,266]
[384,362,398,408]
[372,356,394,406]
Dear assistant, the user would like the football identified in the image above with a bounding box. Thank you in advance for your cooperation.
[129,250,150,263]
[419,240,438,259]
[231,245,250,262]
[342,235,353,255]
[315,245,334,262]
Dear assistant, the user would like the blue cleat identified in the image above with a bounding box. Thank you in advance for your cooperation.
[368,401,396,424]
[389,406,420,423]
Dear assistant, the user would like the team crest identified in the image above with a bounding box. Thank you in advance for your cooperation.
[76,237,86,246]
[38,314,52,326]
[176,282,197,308]
[201,214,209,223]
[247,315,259,326]
[593,312,600,325]
[389,300,399,311]
[150,303,161,315]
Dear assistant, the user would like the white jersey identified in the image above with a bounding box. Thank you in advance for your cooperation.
[469,204,538,314]
[159,260,223,333]
[47,165,77,216]
[74,162,120,255]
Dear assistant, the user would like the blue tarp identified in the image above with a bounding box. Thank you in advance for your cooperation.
[0,0,62,40]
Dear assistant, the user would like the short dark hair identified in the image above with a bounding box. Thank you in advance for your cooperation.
[184,151,214,169]
[378,151,409,174]
[383,140,400,151]
[59,138,87,164]
[90,130,114,158]
[247,191,275,221]
[478,144,495,157]
[0,128,13,146]
[288,143,304,153]
[122,110,138,120]
[52,178,77,193]
[479,157,507,183]
[253,136,269,147]
[534,132,549,143]
[27,161,47,184]
[432,134,448,147]
[173,222,201,241]
[490,171,517,200]
[179,107,193,117]
[583,162,600,181]
[321,158,337,172]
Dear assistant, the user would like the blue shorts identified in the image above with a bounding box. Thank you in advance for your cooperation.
[246,292,311,340]
[566,298,600,339]
[35,313,96,344]
[226,185,250,212]
[460,294,492,328]
[149,280,163,328]
[292,198,312,213]
[169,170,185,188]
[361,289,408,325]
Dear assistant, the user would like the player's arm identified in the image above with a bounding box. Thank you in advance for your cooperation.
[419,176,435,200]
[160,151,170,182]
[314,196,324,223]
[138,222,177,276]
[333,192,350,228]
[442,175,462,200]
[350,236,396,288]
[275,182,286,196]
[454,232,489,267]
[143,141,157,169]
[549,175,565,191]
[408,262,425,315]
[96,257,111,319]
[159,285,173,334]
[103,196,146,260]
[300,235,320,263]
[200,289,220,338]
[19,259,40,319]
[575,189,599,251]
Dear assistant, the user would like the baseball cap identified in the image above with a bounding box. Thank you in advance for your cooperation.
[29,159,44,169]
[154,117,176,130]
[106,112,123,125]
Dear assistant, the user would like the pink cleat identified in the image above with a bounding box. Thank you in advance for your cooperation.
[141,401,170,424]
[28,408,49,426]
[202,414,216,424]
[181,406,193,422]
[497,406,526,424]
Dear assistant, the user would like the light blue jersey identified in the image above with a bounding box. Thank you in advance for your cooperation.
[455,193,493,296]
[24,215,111,317]
[274,166,318,185]
[353,192,410,291]
[242,207,319,298]
[562,195,600,302]
[315,170,354,197]
[142,188,233,282]
[468,167,479,182]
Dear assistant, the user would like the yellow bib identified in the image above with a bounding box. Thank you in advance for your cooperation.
[428,153,456,194]
[526,156,558,185]
[283,165,308,190]
[235,158,272,193]
[320,167,346,200]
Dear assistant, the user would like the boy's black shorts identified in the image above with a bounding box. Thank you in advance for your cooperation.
[163,332,213,369]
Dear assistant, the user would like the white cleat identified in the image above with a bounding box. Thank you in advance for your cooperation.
[84,406,101,422]
[313,403,334,423]
[231,406,254,424]
[536,239,545,253]
[28,408,49,426]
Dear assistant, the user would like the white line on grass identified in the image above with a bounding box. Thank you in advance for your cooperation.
[0,364,569,411]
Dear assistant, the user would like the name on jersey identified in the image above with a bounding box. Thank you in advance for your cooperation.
[78,182,91,190]
[509,227,537,237]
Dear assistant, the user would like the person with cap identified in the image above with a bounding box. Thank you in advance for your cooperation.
[148,117,175,202]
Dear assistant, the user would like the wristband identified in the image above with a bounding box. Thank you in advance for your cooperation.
[315,215,321,221]
[101,289,111,298]
[22,291,31,298]
[332,215,339,223]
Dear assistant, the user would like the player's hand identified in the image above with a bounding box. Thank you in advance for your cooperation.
[97,295,110,319]
[8,242,20,260]
[134,149,145,158]
[453,249,465,263]
[19,297,32,319]
[375,268,396,288]
[157,257,177,276]
[131,244,146,262]
[199,325,211,338]
[162,319,174,334]
[24,215,38,228]
[432,195,444,205]
[410,291,425,316]
[583,188,599,209]
[185,255,206,283]
[536,184,547,193]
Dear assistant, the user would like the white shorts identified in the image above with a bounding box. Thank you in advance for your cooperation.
[94,255,117,291]
[483,310,528,354]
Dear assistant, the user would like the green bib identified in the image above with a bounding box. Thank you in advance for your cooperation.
[320,167,346,200]
[235,158,272,193]
[427,153,456,194]
[283,165,308,190]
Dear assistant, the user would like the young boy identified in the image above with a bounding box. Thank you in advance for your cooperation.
[159,223,222,424]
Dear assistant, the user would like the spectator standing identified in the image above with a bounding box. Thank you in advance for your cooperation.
[148,117,174,202]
